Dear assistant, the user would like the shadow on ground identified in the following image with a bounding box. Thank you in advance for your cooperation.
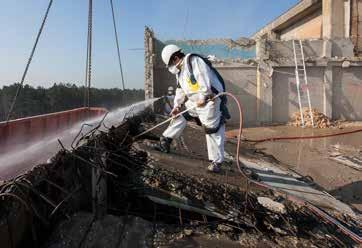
[329,180,362,213]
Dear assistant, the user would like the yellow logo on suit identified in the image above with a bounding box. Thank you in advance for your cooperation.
[186,75,199,92]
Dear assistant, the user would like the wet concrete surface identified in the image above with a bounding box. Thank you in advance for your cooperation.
[139,124,249,190]
[227,125,362,212]
[142,123,358,217]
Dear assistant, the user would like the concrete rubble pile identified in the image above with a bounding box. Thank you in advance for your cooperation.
[0,110,360,247]
[289,108,339,128]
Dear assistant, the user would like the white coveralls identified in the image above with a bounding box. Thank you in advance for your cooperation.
[162,54,225,164]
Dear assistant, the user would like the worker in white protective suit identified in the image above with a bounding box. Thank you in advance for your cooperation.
[156,44,230,173]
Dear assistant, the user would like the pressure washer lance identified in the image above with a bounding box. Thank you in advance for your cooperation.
[133,92,254,180]
[133,100,200,140]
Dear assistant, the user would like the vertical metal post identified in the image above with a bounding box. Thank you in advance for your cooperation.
[84,0,93,108]
[299,40,315,127]
[110,0,126,90]
[293,40,305,127]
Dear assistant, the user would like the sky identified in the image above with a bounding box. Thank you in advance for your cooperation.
[0,0,299,89]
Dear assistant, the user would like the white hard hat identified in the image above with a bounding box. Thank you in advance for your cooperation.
[167,86,174,91]
[161,44,181,66]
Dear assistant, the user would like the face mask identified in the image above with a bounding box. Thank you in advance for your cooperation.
[168,65,180,75]
[168,59,182,75]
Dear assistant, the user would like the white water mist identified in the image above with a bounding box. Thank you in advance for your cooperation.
[0,98,159,180]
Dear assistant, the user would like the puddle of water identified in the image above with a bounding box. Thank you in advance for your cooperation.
[242,126,362,211]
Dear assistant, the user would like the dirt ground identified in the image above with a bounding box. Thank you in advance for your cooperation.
[227,124,362,213]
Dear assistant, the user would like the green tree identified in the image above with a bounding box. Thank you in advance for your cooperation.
[0,83,145,121]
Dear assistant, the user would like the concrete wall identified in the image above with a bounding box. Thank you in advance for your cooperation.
[322,0,346,39]
[253,0,361,56]
[267,39,354,61]
[145,28,362,127]
[164,40,256,60]
[269,62,362,123]
[253,0,352,41]
[217,67,257,127]
[144,28,258,126]
[153,67,176,97]
[252,0,322,40]
[351,0,362,55]
[265,39,361,123]
[268,39,324,60]
[272,67,325,123]
[280,9,322,40]
[333,66,362,119]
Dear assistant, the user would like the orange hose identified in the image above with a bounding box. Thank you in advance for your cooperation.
[214,92,249,179]
[244,128,362,144]
[220,93,362,243]
[218,92,362,179]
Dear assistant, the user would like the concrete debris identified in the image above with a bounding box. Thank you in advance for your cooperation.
[0,110,360,247]
[224,151,235,163]
[183,229,193,236]
[289,108,339,128]
[177,37,256,49]
[231,37,256,48]
[217,224,234,232]
[212,57,258,65]
[342,60,351,68]
[257,197,286,214]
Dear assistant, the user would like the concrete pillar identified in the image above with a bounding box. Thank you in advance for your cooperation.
[323,39,333,58]
[323,0,345,39]
[256,39,269,61]
[350,0,361,55]
[144,27,154,100]
[344,0,351,38]
[256,39,273,125]
[256,64,273,125]
[323,65,334,118]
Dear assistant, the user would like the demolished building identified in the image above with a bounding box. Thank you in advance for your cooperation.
[139,1,362,245]
[0,0,361,247]
[0,110,361,247]
[145,0,362,127]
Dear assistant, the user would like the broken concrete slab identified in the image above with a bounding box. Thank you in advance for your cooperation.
[228,124,362,213]
[1,111,361,247]
[330,154,362,171]
[238,155,357,218]
[257,197,286,214]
